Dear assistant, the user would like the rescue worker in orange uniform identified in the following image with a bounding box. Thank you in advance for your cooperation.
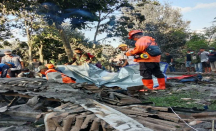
[38,64,76,83]
[126,30,165,90]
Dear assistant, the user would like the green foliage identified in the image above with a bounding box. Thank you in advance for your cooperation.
[32,25,64,61]
[147,90,215,110]
[210,41,216,49]
[186,33,208,51]
[103,0,189,51]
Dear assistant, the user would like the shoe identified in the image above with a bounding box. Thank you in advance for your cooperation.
[142,79,153,90]
[154,78,166,90]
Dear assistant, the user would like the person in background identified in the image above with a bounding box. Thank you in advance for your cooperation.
[185,50,195,73]
[199,48,210,74]
[32,58,42,72]
[165,52,175,72]
[191,50,202,73]
[38,64,76,83]
[0,62,15,78]
[69,48,90,65]
[1,50,24,77]
[209,47,216,73]
[118,44,138,67]
[18,68,35,78]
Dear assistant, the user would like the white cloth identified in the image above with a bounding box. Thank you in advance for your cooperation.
[122,48,138,65]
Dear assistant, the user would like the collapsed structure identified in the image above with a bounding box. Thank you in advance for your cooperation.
[0,77,216,131]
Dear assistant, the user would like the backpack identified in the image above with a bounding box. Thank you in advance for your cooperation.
[146,43,162,56]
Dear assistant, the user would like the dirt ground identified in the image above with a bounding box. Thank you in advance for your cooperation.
[141,78,216,110]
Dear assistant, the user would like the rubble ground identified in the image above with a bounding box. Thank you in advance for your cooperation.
[1,78,216,131]
[143,81,216,110]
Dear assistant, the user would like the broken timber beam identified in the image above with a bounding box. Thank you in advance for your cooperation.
[136,118,177,131]
[1,93,60,102]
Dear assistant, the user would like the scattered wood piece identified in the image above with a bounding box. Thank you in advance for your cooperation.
[71,114,86,131]
[63,115,76,131]
[3,111,40,118]
[137,116,181,127]
[158,114,180,123]
[192,112,216,118]
[81,114,96,129]
[136,118,177,131]
[90,118,101,131]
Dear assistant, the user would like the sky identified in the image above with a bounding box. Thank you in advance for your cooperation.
[83,0,216,47]
[12,0,216,47]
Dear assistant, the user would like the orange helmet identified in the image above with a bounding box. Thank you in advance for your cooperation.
[46,64,55,69]
[128,30,143,39]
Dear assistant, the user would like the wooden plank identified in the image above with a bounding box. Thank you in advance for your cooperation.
[1,93,60,102]
[71,115,86,131]
[137,116,182,127]
[115,108,150,117]
[81,114,96,129]
[131,107,148,113]
[158,114,180,123]
[158,112,180,118]
[128,105,168,111]
[63,115,76,131]
[90,118,101,131]
[101,120,108,131]
[3,111,40,118]
[136,118,177,131]
[192,112,216,118]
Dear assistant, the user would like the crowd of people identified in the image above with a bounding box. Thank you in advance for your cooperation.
[0,50,77,83]
[165,47,216,74]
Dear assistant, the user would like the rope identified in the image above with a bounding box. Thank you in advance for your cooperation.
[169,107,198,131]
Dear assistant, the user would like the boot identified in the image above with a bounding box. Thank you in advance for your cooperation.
[142,79,153,90]
[155,78,166,90]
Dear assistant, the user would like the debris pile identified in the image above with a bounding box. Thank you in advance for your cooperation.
[0,78,216,131]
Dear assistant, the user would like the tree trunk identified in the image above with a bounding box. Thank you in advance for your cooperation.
[28,45,32,63]
[39,44,44,63]
[93,12,101,43]
[24,20,32,66]
[56,24,73,61]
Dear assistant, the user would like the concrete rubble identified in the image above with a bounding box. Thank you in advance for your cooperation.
[0,78,216,131]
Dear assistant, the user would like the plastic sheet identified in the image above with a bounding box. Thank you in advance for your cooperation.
[57,62,168,90]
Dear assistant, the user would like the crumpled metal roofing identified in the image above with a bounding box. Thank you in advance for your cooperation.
[0,78,95,104]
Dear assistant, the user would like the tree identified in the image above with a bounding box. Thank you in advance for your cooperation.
[204,22,216,45]
[186,33,208,51]
[0,1,46,64]
[91,0,130,43]
[0,25,13,41]
[1,0,126,61]
[105,0,190,51]
[36,0,127,60]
